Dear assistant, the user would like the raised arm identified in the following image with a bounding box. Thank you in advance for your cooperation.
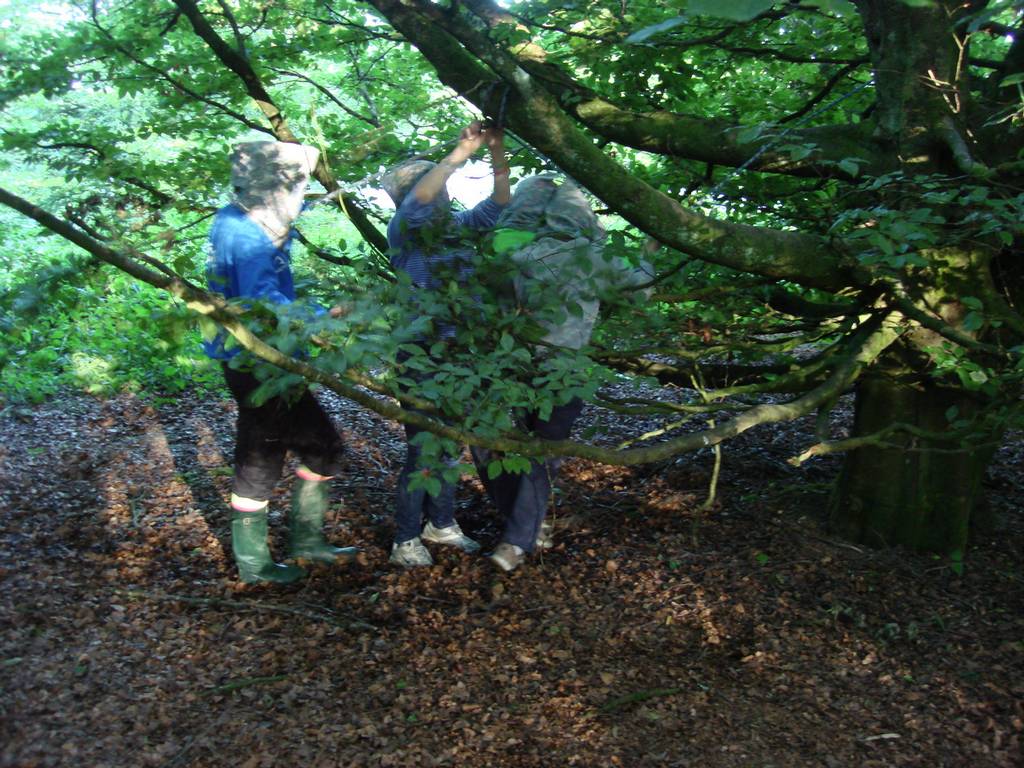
[412,121,487,204]
[485,126,510,206]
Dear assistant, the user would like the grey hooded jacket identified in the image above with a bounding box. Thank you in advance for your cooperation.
[497,174,653,350]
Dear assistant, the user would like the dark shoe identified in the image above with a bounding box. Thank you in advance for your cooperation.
[288,479,359,564]
[231,512,306,584]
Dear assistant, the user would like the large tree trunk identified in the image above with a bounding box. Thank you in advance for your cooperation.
[829,373,995,552]
[827,2,1000,552]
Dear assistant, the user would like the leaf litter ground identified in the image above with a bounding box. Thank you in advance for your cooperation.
[0,387,1021,767]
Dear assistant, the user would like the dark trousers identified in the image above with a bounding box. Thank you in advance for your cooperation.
[393,420,458,543]
[222,364,344,501]
[392,356,458,544]
[471,398,583,552]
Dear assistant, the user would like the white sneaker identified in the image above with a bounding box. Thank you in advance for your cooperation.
[489,542,525,572]
[421,521,481,553]
[535,520,555,549]
[389,537,433,567]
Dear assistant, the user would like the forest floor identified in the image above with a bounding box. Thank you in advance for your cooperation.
[0,386,1022,768]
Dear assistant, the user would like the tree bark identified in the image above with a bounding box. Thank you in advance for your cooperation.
[829,373,995,552]
[823,2,1012,552]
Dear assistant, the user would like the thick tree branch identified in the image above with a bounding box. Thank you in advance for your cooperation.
[366,0,855,292]
[789,413,1010,466]
[0,188,901,465]
[456,0,887,179]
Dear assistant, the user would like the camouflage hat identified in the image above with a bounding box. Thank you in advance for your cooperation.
[229,141,319,196]
[380,160,436,206]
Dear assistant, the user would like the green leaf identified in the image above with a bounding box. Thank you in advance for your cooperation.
[735,124,766,145]
[624,16,688,44]
[786,144,813,162]
[803,0,856,15]
[487,460,504,480]
[999,73,1024,88]
[961,311,984,332]
[424,476,442,497]
[501,455,532,475]
[949,549,964,576]
[493,228,536,254]
[838,158,861,177]
[687,0,776,21]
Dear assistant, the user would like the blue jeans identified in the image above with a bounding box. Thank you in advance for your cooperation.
[471,398,583,552]
[392,352,460,544]
[394,419,458,544]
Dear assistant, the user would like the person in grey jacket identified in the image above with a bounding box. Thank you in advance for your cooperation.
[474,173,654,571]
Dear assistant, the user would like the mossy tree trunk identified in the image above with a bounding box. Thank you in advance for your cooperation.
[829,372,995,552]
[826,1,1007,552]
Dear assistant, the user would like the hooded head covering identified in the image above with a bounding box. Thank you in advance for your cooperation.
[499,173,604,240]
[229,141,320,246]
[380,159,437,207]
[495,173,616,350]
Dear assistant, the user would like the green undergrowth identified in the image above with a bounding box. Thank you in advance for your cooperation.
[0,207,225,405]
[1,246,223,404]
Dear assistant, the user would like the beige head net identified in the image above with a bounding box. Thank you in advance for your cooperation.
[229,141,320,246]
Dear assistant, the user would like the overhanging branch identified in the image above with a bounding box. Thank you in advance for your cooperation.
[454,0,887,179]
[0,187,902,466]
[365,0,856,292]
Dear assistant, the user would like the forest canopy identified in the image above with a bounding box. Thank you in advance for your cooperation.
[1,0,1023,553]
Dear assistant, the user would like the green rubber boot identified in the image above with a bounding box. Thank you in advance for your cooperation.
[289,479,359,564]
[231,511,307,584]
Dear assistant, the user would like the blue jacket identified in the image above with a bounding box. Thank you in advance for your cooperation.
[387,195,505,290]
[203,204,302,360]
[387,195,505,340]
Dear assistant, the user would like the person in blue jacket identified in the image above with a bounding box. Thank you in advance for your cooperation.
[380,121,510,566]
[205,141,357,584]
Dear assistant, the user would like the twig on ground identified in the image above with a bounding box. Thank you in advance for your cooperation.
[600,687,684,712]
[203,674,288,696]
[765,520,866,554]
